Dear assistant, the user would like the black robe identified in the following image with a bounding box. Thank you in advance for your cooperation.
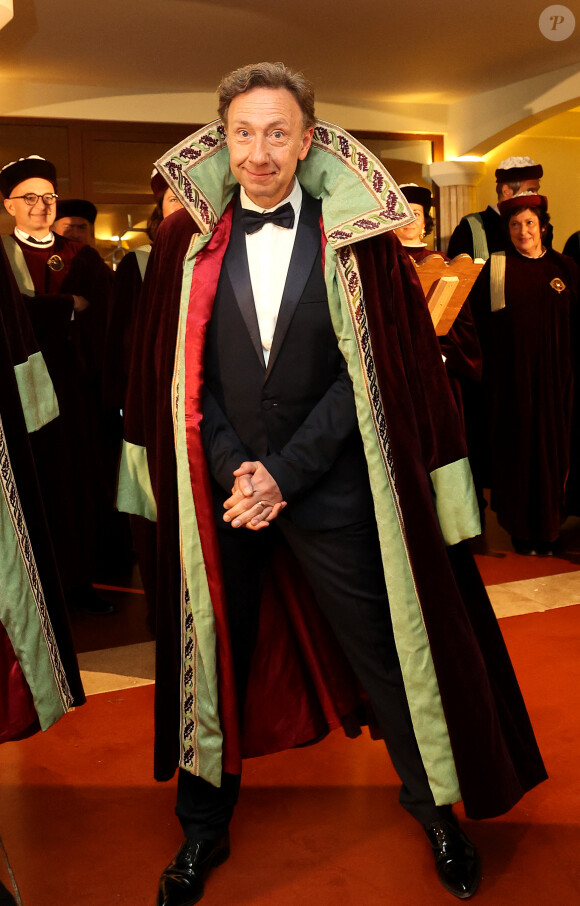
[470,247,580,542]
[563,231,580,268]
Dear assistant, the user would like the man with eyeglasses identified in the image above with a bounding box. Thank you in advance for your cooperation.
[0,156,105,300]
[0,154,115,615]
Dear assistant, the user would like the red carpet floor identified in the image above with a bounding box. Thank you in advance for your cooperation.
[1,602,579,904]
[2,506,580,903]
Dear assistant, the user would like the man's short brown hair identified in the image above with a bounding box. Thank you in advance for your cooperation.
[496,180,524,202]
[217,62,316,130]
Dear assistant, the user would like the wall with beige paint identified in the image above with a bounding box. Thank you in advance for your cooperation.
[0,87,449,138]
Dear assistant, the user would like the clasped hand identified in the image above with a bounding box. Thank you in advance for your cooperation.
[223,461,286,530]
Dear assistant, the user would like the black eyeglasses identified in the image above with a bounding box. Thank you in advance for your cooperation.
[8,192,58,206]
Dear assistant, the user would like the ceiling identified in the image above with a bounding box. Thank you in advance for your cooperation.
[0,0,579,111]
[1,1,579,256]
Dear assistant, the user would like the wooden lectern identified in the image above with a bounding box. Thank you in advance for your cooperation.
[412,254,484,336]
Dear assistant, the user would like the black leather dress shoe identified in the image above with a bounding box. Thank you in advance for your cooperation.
[0,879,17,905]
[511,537,539,556]
[424,818,481,899]
[157,833,230,906]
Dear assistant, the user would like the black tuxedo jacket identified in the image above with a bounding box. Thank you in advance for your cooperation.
[202,188,374,530]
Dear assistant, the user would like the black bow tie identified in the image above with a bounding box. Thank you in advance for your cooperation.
[26,234,53,245]
[241,202,295,235]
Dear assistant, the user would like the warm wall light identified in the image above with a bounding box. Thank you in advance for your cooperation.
[0,1,14,30]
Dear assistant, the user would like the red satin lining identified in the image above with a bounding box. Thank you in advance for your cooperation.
[181,208,368,769]
[0,621,39,744]
[183,203,241,773]
[320,215,327,267]
[241,551,363,757]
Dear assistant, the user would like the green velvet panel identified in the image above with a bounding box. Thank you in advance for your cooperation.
[14,351,59,433]
[116,440,158,522]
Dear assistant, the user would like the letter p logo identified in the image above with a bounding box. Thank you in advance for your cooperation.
[539,6,576,41]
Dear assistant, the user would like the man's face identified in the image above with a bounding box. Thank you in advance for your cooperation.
[53,215,93,245]
[226,87,314,208]
[3,177,57,236]
[518,178,541,195]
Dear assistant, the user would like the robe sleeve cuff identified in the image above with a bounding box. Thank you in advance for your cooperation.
[117,440,157,522]
[430,458,481,545]
[14,352,60,433]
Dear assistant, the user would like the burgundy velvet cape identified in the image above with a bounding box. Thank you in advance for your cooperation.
[13,234,112,380]
[123,205,546,820]
[470,247,580,542]
[8,234,113,592]
[0,245,84,743]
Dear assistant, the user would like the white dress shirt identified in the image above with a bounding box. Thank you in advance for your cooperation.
[239,178,302,365]
[14,226,55,247]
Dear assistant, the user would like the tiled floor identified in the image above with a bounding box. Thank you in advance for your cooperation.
[2,506,580,904]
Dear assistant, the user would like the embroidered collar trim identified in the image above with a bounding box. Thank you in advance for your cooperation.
[155,119,414,249]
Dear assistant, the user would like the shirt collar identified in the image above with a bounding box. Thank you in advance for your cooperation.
[240,177,302,216]
[14,226,55,247]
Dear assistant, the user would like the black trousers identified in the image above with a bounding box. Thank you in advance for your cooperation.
[176,516,452,839]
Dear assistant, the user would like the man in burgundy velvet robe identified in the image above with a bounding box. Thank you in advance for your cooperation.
[0,242,84,741]
[119,64,546,906]
[1,155,114,613]
[0,239,85,906]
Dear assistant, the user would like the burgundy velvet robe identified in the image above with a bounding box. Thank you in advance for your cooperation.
[0,245,84,742]
[9,234,113,592]
[123,205,547,820]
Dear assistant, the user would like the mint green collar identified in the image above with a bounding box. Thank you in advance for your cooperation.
[155,119,414,249]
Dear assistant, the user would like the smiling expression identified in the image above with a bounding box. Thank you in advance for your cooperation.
[508,208,544,258]
[394,202,426,244]
[225,87,314,209]
[4,177,57,238]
